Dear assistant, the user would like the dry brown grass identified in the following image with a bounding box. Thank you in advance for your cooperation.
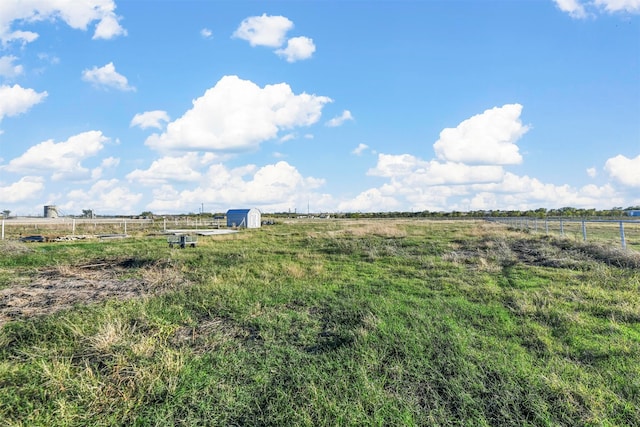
[170,317,257,354]
[0,258,189,326]
[0,240,33,255]
[342,220,409,238]
[283,262,307,279]
[89,319,131,352]
[309,220,409,239]
[444,230,640,272]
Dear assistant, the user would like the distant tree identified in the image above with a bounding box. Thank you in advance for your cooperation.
[533,208,547,218]
[2,210,10,218]
[558,207,577,217]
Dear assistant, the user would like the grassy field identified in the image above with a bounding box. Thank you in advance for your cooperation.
[0,219,638,426]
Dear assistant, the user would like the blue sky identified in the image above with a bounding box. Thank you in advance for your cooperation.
[0,0,638,215]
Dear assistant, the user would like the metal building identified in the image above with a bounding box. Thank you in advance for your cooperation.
[226,208,261,228]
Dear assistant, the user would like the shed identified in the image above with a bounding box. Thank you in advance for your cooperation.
[226,208,261,228]
[627,210,640,217]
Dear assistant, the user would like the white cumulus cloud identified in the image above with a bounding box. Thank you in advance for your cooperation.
[63,179,142,215]
[554,0,640,17]
[433,103,529,165]
[367,153,423,178]
[595,0,640,13]
[604,154,640,187]
[279,133,296,142]
[467,173,625,210]
[201,28,213,39]
[346,168,625,213]
[368,153,505,185]
[100,157,120,168]
[93,12,127,39]
[326,110,354,127]
[0,55,23,78]
[275,36,316,62]
[0,176,44,202]
[126,153,208,185]
[130,110,170,130]
[82,62,135,91]
[90,156,120,180]
[233,14,293,47]
[0,84,47,122]
[145,75,332,153]
[336,101,633,212]
[352,143,369,155]
[0,0,126,45]
[554,0,588,18]
[338,188,402,213]
[407,162,505,187]
[5,130,109,181]
[146,161,325,213]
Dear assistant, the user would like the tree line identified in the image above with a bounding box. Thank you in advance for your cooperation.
[269,206,640,219]
[3,206,639,220]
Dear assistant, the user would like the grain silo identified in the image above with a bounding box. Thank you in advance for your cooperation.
[44,205,59,218]
[226,208,261,228]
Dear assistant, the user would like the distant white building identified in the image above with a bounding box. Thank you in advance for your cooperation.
[226,208,261,228]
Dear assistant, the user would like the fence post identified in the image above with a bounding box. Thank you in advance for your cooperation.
[560,220,564,237]
[1,219,4,240]
[545,219,549,234]
[582,220,587,241]
[620,221,626,249]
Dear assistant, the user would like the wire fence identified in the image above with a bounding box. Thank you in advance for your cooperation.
[3,216,640,252]
[0,216,228,240]
[486,217,640,251]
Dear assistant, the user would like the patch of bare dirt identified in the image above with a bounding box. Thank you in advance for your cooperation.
[0,258,186,326]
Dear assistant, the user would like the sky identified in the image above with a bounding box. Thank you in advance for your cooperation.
[0,0,638,216]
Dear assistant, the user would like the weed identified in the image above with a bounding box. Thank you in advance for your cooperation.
[0,219,638,425]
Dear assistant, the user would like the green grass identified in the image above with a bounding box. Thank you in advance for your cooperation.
[0,220,638,426]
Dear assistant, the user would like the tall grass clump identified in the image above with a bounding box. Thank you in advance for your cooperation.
[0,219,638,426]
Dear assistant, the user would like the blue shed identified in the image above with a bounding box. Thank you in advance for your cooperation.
[226,208,261,228]
[627,210,640,217]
